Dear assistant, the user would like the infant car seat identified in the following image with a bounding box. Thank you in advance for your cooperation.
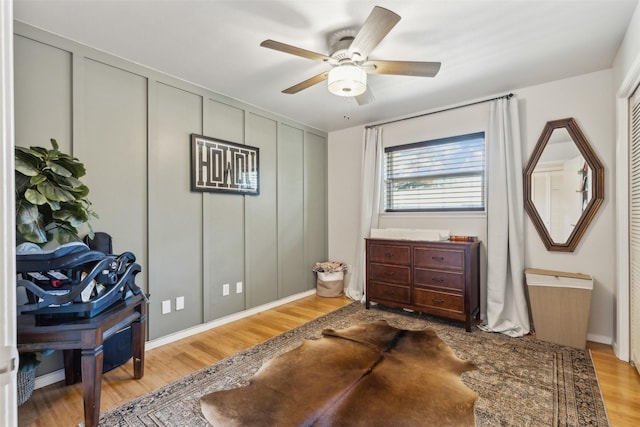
[16,241,144,319]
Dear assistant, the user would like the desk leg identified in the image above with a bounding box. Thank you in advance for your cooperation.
[131,316,145,379]
[81,345,104,427]
[63,349,79,385]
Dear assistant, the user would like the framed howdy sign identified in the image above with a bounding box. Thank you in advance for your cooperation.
[190,134,259,195]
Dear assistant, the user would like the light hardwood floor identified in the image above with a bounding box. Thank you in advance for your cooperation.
[18,295,640,426]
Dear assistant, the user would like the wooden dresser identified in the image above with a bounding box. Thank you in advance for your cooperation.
[365,238,480,331]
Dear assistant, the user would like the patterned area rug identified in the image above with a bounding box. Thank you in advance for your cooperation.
[101,302,609,426]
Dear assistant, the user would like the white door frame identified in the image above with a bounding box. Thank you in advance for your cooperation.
[0,0,17,425]
[615,52,640,361]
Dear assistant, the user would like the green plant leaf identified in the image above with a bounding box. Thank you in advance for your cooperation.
[17,221,47,244]
[37,181,75,202]
[30,146,50,158]
[15,172,31,194]
[47,225,81,244]
[56,158,86,178]
[46,160,72,177]
[15,140,97,245]
[59,176,83,189]
[24,188,47,205]
[14,158,40,177]
[29,174,47,186]
[15,146,45,162]
[52,208,84,226]
[67,184,90,198]
[16,202,39,225]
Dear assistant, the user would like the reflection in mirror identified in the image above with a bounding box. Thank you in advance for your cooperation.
[524,118,604,252]
[531,127,591,243]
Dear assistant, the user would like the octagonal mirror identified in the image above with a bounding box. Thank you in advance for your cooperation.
[523,118,604,252]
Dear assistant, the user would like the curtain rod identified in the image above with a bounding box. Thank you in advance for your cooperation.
[365,92,514,129]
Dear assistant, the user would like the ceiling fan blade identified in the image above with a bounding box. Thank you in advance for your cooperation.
[347,6,401,60]
[282,71,329,94]
[260,39,330,62]
[356,88,375,106]
[366,60,441,77]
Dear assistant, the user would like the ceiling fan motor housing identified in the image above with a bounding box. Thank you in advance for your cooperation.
[329,35,358,62]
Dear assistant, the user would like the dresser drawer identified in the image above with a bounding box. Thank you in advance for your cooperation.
[368,263,411,285]
[413,288,464,313]
[365,238,479,331]
[414,247,464,270]
[369,282,411,304]
[368,243,411,265]
[414,268,464,291]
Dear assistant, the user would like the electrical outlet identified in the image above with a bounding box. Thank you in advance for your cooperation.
[236,282,243,293]
[222,283,230,296]
[176,296,185,311]
[161,300,171,314]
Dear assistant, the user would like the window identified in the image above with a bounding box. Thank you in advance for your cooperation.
[384,132,485,212]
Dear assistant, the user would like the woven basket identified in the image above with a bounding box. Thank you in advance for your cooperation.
[17,369,35,406]
[316,271,344,297]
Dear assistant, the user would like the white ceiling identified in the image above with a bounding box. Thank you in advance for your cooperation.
[13,0,639,133]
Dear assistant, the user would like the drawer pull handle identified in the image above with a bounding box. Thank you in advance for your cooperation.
[384,290,395,296]
[431,278,444,283]
[384,252,394,258]
[432,298,445,304]
[431,256,445,261]
[384,271,395,277]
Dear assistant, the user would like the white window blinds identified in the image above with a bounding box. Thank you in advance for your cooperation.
[384,132,485,212]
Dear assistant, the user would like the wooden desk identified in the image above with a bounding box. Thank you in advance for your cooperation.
[17,294,146,427]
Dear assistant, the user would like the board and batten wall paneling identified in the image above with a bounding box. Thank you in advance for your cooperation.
[148,82,203,340]
[203,100,246,321]
[278,124,305,297]
[14,35,72,153]
[245,113,278,308]
[305,132,328,290]
[78,58,148,292]
[13,22,329,344]
[206,99,245,144]
[13,34,73,377]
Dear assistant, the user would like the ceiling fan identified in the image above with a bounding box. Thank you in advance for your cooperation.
[260,6,441,105]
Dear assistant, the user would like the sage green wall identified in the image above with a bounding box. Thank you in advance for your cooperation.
[13,22,328,350]
[78,58,148,292]
[14,35,71,153]
[278,124,305,297]
[245,113,278,308]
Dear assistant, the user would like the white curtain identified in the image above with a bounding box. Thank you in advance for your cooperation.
[346,127,383,301]
[480,98,530,337]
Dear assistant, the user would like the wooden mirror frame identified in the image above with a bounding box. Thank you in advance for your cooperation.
[523,118,604,252]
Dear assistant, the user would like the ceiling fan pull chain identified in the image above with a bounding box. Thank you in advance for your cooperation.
[343,97,352,120]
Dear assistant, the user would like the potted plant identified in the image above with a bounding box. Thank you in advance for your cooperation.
[15,138,97,247]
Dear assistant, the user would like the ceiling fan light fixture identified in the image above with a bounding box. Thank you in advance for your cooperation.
[328,65,367,97]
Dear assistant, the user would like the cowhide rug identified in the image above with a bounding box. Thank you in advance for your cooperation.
[200,320,477,426]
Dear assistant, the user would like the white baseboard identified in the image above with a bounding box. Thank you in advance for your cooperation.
[587,332,613,346]
[34,369,65,390]
[146,289,316,350]
[34,289,317,390]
